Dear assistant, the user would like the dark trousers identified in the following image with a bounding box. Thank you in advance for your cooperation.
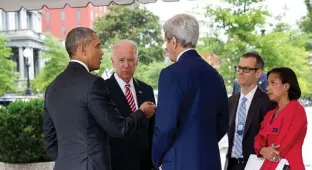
[227,158,247,170]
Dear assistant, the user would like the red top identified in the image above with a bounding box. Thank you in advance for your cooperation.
[254,100,307,170]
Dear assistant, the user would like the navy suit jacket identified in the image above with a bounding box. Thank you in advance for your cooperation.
[152,50,229,170]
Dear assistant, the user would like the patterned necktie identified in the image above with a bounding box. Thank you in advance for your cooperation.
[232,96,247,158]
[125,83,136,112]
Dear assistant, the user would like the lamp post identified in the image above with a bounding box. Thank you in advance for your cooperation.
[23,48,32,96]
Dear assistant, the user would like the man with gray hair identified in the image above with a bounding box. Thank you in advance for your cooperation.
[152,14,229,170]
[43,27,156,170]
[105,39,156,170]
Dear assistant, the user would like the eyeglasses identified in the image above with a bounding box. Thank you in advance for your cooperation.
[234,66,259,73]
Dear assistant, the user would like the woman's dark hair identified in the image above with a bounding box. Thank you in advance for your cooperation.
[267,67,301,100]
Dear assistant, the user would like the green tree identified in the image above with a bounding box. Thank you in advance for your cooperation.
[135,61,170,89]
[32,35,69,93]
[201,0,312,97]
[0,35,18,96]
[94,4,164,65]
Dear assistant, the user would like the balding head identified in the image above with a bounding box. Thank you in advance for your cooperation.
[111,40,138,83]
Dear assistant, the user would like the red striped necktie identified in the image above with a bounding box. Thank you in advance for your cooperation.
[125,83,136,112]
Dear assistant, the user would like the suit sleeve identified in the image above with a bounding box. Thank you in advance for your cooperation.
[88,77,144,138]
[216,74,229,141]
[254,114,268,156]
[148,86,156,145]
[275,106,307,157]
[152,69,183,168]
[43,86,58,160]
[148,86,156,169]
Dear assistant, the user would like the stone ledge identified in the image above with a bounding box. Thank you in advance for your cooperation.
[0,162,54,170]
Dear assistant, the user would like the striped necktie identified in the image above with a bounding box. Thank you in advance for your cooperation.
[232,96,247,158]
[125,83,136,112]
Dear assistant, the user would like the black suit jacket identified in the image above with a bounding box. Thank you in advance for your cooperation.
[105,74,155,170]
[225,87,276,169]
[43,62,145,170]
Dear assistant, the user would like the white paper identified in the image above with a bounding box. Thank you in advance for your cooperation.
[245,154,264,170]
[245,154,289,170]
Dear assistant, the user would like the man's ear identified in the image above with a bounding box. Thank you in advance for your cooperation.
[256,69,263,79]
[171,36,178,49]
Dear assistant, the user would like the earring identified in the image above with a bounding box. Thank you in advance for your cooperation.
[284,91,289,99]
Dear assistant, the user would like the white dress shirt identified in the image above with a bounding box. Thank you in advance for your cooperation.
[176,48,195,62]
[231,85,258,157]
[70,60,89,72]
[114,73,138,110]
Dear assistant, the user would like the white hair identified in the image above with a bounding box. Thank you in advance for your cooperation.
[163,14,199,48]
[112,40,138,57]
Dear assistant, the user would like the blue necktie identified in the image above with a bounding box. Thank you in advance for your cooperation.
[232,96,247,158]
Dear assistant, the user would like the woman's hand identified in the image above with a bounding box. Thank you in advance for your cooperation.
[260,145,280,162]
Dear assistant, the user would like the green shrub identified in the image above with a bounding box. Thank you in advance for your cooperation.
[0,99,51,163]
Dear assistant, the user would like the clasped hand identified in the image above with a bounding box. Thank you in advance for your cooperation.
[139,101,156,118]
[260,144,280,162]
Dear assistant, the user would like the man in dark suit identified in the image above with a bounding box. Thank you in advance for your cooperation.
[43,27,156,170]
[105,40,156,170]
[225,51,276,170]
[152,14,229,170]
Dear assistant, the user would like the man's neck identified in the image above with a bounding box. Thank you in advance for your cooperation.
[240,84,257,96]
[175,47,193,62]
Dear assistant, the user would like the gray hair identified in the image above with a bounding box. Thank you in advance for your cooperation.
[112,39,139,57]
[163,14,199,48]
[65,27,95,58]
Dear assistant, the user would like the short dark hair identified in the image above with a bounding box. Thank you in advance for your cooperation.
[241,51,264,70]
[267,67,301,100]
[65,27,95,58]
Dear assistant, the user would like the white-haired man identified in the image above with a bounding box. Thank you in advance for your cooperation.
[152,14,229,170]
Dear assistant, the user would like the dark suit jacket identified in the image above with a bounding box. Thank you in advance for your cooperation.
[225,87,276,170]
[43,62,145,170]
[105,74,155,170]
[152,50,229,170]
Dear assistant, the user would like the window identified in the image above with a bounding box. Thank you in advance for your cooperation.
[46,24,50,32]
[76,10,80,20]
[14,12,20,29]
[60,11,65,20]
[26,12,32,30]
[90,11,93,20]
[1,11,7,30]
[61,24,66,35]
[46,11,50,21]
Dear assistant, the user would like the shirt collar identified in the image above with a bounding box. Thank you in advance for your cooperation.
[70,60,89,72]
[240,85,258,102]
[176,48,195,62]
[114,73,134,88]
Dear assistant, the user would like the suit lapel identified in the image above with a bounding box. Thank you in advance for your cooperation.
[243,88,261,136]
[133,78,144,106]
[108,74,132,116]
[229,93,240,142]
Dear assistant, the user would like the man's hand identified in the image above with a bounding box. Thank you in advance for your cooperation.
[139,102,156,118]
[260,145,280,162]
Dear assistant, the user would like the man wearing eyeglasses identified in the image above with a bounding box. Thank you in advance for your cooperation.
[224,51,276,170]
[232,72,268,95]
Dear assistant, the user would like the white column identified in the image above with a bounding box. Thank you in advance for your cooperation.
[28,47,35,80]
[8,12,15,30]
[20,9,27,29]
[0,10,3,30]
[18,47,25,79]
